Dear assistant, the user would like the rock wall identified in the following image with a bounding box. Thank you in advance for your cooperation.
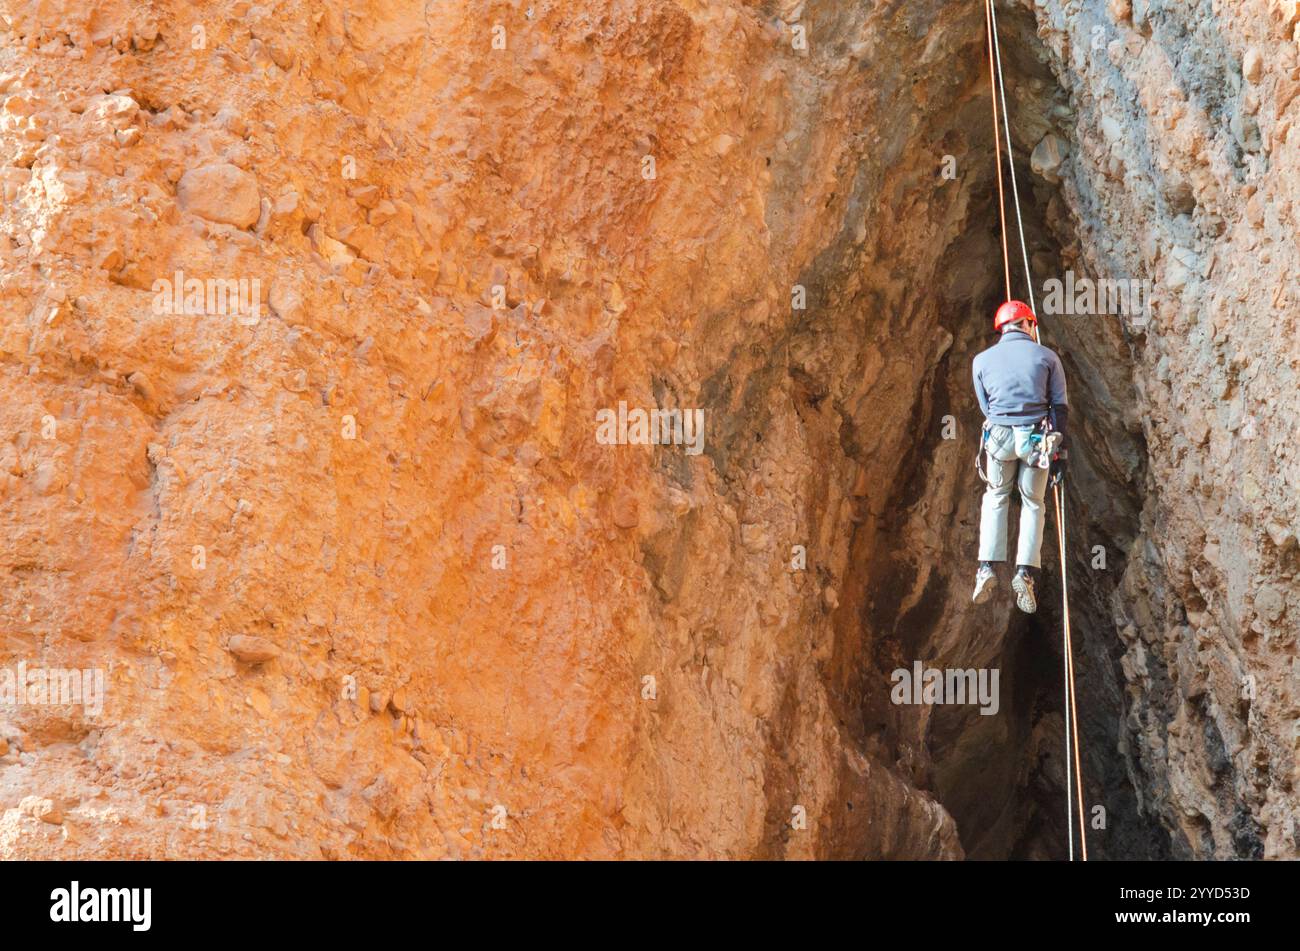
[1026,0,1300,859]
[0,0,1294,859]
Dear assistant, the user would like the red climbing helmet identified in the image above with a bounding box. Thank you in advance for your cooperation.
[994,300,1037,332]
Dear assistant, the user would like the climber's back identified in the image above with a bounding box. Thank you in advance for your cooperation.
[972,320,1067,426]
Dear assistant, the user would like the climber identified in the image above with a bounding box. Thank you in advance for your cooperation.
[971,300,1068,613]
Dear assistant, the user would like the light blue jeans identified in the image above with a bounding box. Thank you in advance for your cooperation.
[978,424,1049,569]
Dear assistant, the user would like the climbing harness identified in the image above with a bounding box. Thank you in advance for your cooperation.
[983,0,1088,861]
[974,417,1058,487]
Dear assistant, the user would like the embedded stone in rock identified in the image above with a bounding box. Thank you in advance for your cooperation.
[1232,112,1262,152]
[176,163,261,228]
[127,370,155,403]
[269,280,302,322]
[741,523,768,552]
[349,184,381,208]
[83,93,139,130]
[612,493,639,528]
[1243,48,1263,84]
[1099,114,1125,143]
[20,796,63,825]
[1165,247,1200,289]
[307,223,355,267]
[1031,133,1068,184]
[1266,522,1297,550]
[1255,586,1285,623]
[1280,2,1300,35]
[214,107,248,138]
[1162,179,1196,215]
[227,634,280,664]
[30,460,64,495]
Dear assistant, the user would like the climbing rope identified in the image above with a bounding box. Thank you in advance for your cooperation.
[1055,489,1089,859]
[984,0,1088,861]
[988,0,1036,316]
[983,0,1011,300]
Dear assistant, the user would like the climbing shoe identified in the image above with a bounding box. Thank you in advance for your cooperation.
[1012,568,1037,614]
[972,564,997,605]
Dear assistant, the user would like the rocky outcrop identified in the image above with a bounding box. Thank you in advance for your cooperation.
[0,0,1294,860]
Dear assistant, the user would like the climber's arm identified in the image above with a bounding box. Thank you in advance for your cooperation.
[1053,404,1069,442]
[1048,351,1069,449]
[973,363,990,417]
[1048,350,1068,410]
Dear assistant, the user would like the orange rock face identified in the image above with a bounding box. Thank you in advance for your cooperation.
[5,0,894,860]
[0,0,1296,861]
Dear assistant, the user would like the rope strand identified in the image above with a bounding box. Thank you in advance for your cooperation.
[1055,484,1074,860]
[1057,489,1089,859]
[984,0,1012,301]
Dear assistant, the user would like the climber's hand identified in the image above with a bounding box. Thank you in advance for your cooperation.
[1049,450,1068,486]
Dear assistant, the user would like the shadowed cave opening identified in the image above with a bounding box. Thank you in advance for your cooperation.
[815,1,1172,860]
[924,18,1153,859]
[920,5,1169,860]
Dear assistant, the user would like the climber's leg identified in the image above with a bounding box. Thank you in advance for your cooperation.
[975,425,1018,604]
[1015,458,1050,568]
[978,459,1016,562]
